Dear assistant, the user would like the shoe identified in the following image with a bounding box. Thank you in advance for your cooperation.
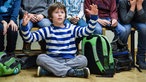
[23,42,31,54]
[136,55,146,69]
[137,62,146,69]
[37,66,50,77]
[67,67,90,78]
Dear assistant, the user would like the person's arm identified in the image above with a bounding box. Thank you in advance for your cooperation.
[136,0,146,18]
[10,0,21,22]
[77,1,84,19]
[74,4,98,38]
[110,0,118,20]
[118,0,136,24]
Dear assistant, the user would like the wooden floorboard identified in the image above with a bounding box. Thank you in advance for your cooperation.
[0,68,146,82]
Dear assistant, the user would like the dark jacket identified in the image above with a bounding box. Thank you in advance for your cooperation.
[0,0,21,22]
[118,0,146,24]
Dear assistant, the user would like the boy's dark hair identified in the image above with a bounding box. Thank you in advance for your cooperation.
[48,2,67,22]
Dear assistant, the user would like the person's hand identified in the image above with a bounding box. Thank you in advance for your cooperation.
[1,20,8,35]
[130,0,137,6]
[136,0,143,11]
[129,0,136,11]
[29,13,38,23]
[8,20,18,31]
[70,16,80,24]
[111,19,118,27]
[36,14,44,21]
[22,12,32,26]
[97,19,111,26]
[85,4,98,16]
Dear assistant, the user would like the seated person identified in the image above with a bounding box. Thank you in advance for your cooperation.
[20,2,98,78]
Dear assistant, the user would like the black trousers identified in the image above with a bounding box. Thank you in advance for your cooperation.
[0,21,18,53]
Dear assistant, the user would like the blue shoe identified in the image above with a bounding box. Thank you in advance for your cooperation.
[37,66,50,77]
[67,67,90,78]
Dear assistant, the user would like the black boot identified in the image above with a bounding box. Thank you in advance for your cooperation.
[23,42,31,54]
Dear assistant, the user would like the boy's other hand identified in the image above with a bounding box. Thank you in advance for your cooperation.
[85,4,98,16]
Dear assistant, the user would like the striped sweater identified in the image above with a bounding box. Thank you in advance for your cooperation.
[21,15,98,58]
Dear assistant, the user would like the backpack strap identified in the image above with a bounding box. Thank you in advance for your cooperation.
[101,35,115,75]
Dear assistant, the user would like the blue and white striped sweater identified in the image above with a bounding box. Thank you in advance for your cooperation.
[21,15,98,58]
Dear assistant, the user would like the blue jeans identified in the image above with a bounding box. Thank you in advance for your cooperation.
[122,23,146,59]
[93,18,126,43]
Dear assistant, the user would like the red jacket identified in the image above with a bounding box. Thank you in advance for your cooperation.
[84,0,118,20]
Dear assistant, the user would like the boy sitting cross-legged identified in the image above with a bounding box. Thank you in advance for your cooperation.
[20,2,98,78]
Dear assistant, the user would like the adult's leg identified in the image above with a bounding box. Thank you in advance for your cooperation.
[114,22,127,43]
[6,27,18,55]
[0,23,4,52]
[135,23,146,69]
[121,24,132,44]
[93,22,102,35]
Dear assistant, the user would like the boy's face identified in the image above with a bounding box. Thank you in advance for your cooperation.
[51,8,65,26]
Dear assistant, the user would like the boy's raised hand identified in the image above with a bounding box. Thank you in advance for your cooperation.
[85,4,98,16]
[22,12,32,26]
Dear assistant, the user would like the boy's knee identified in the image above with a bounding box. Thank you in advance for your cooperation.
[77,55,88,67]
[36,54,46,65]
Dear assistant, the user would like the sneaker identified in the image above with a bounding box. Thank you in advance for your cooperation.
[23,42,31,54]
[137,62,146,69]
[37,66,50,77]
[67,67,90,78]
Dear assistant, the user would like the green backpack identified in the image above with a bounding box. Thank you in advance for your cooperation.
[82,35,115,77]
[0,52,21,76]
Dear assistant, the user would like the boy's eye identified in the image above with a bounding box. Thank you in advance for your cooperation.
[61,11,64,13]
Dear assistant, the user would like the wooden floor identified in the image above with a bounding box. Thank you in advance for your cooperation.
[0,68,146,82]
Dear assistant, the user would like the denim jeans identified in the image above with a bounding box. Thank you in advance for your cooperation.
[122,22,146,59]
[92,18,126,43]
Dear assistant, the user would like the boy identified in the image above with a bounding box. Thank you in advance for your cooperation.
[21,2,98,78]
